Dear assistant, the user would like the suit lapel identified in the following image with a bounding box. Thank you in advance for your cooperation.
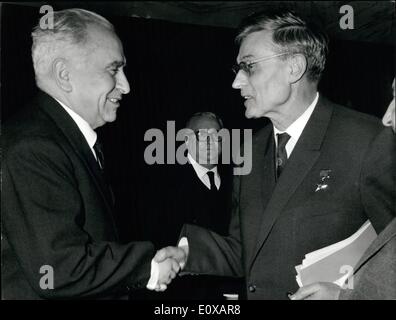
[249,96,334,268]
[36,92,115,217]
[243,125,277,262]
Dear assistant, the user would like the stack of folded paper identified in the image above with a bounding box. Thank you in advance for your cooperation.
[295,220,377,287]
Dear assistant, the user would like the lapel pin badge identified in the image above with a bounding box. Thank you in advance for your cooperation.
[315,169,332,192]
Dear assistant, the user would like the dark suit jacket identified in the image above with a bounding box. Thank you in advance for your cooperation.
[132,162,244,300]
[339,224,396,299]
[1,91,155,299]
[160,163,233,246]
[180,96,396,300]
[165,163,243,300]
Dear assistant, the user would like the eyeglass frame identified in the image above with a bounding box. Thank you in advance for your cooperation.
[232,52,291,76]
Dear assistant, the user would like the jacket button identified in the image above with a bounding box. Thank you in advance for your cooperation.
[248,284,256,293]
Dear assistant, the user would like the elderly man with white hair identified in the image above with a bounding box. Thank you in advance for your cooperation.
[2,8,184,300]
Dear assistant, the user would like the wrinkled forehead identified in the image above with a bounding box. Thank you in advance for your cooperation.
[237,30,276,62]
[189,117,221,131]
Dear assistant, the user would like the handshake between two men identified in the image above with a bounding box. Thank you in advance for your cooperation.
[149,245,189,292]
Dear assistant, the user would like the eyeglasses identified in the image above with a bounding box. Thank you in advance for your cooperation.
[232,52,290,76]
[194,129,222,142]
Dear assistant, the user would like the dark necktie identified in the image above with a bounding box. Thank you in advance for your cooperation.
[93,139,105,171]
[93,138,115,205]
[276,133,291,178]
[207,171,218,192]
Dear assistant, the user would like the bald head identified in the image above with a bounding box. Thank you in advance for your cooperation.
[186,112,223,131]
[185,112,223,169]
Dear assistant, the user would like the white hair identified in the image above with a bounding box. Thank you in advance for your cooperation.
[31,8,114,86]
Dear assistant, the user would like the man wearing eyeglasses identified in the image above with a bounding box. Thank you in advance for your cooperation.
[172,112,242,300]
[151,112,242,300]
[157,112,228,247]
[185,112,223,173]
[155,9,395,299]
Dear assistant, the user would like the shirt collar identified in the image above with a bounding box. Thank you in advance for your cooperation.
[273,92,319,140]
[54,98,97,149]
[187,153,219,179]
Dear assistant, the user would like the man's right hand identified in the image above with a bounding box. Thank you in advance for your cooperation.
[155,257,181,291]
[289,282,342,300]
[154,246,188,270]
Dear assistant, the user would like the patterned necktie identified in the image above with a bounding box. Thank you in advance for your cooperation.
[276,133,291,178]
[93,139,105,171]
[207,171,218,192]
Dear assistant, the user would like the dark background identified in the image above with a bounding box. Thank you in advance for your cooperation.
[1,2,395,243]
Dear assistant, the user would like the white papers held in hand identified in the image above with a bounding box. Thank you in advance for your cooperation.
[295,220,377,287]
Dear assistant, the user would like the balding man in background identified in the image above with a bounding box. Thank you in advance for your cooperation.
[135,112,243,300]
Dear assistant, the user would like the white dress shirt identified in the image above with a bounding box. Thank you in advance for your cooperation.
[187,153,221,190]
[54,98,99,160]
[273,92,319,158]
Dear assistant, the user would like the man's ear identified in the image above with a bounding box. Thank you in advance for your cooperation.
[288,54,307,84]
[52,58,72,92]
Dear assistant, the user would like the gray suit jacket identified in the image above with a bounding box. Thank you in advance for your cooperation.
[180,96,396,299]
[340,218,396,300]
